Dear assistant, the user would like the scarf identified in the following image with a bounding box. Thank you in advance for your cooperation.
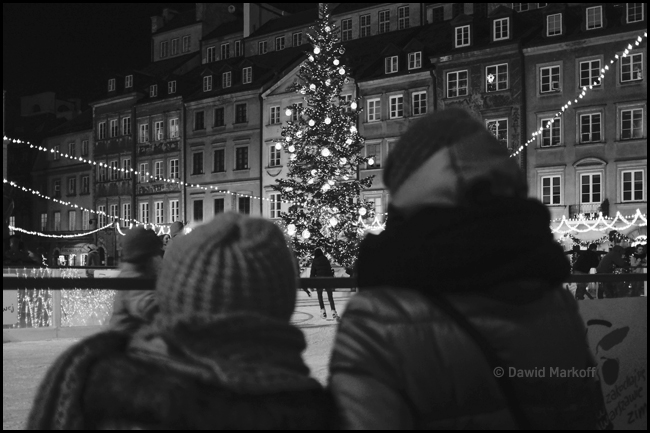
[357,198,570,297]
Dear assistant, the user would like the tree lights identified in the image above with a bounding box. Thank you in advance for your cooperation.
[271,3,374,269]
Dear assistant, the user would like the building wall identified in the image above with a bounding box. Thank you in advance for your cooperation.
[524,30,647,221]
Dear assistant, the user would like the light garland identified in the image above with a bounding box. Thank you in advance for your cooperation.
[510,31,647,158]
[5,137,305,208]
[551,209,647,234]
[9,222,114,238]
[4,178,154,227]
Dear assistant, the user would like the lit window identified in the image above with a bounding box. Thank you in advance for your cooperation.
[139,163,148,183]
[493,17,509,41]
[379,10,390,33]
[540,118,561,147]
[54,211,62,231]
[455,25,470,48]
[389,95,403,119]
[139,124,149,143]
[486,119,508,148]
[586,6,603,30]
[123,203,131,224]
[82,210,89,230]
[408,52,422,70]
[621,170,644,202]
[155,201,164,224]
[203,76,212,92]
[398,6,410,30]
[621,108,643,140]
[169,200,179,222]
[580,59,601,87]
[385,56,398,74]
[365,143,382,169]
[547,13,562,36]
[110,119,118,137]
[169,118,179,138]
[110,160,119,180]
[269,194,281,219]
[580,173,601,204]
[486,64,508,92]
[122,159,131,179]
[367,98,381,122]
[360,14,371,37]
[140,202,150,224]
[412,91,427,116]
[269,145,281,167]
[540,65,561,93]
[621,53,643,82]
[169,159,179,179]
[154,121,164,141]
[626,3,644,23]
[122,117,131,136]
[541,175,562,205]
[270,106,281,125]
[222,71,232,88]
[580,113,602,143]
[447,70,469,98]
[341,19,352,41]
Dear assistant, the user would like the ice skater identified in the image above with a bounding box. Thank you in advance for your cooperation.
[310,248,339,321]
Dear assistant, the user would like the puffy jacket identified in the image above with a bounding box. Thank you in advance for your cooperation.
[328,284,601,429]
[310,255,333,277]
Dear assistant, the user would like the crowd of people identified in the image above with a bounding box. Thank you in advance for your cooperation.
[569,235,647,300]
[27,108,617,429]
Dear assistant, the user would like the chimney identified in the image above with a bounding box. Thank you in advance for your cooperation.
[151,15,163,33]
[162,8,178,23]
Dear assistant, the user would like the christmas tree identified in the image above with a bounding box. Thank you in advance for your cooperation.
[272,4,374,270]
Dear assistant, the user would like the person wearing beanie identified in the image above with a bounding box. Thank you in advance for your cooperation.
[328,108,606,429]
[108,227,163,333]
[27,212,336,430]
[310,248,339,320]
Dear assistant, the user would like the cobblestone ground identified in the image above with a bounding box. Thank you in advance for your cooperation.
[3,291,350,430]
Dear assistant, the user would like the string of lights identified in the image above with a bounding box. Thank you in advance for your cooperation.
[9,222,115,238]
[551,209,647,234]
[510,31,647,158]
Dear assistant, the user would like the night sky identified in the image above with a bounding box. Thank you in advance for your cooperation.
[3,3,192,107]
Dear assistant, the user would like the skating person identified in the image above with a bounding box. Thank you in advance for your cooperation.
[310,248,338,321]
[27,212,335,429]
[328,108,606,429]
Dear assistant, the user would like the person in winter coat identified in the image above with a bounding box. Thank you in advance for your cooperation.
[572,244,600,300]
[629,244,647,296]
[163,220,184,258]
[328,108,607,430]
[108,227,163,333]
[596,233,628,298]
[26,212,336,430]
[310,248,339,321]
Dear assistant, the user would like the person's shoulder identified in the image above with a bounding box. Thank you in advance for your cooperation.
[344,287,435,324]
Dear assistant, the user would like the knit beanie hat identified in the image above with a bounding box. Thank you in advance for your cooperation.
[155,212,298,330]
[121,227,163,263]
[169,221,184,238]
[383,107,527,210]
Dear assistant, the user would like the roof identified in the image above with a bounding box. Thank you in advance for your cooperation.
[137,52,199,78]
[47,110,93,136]
[203,19,244,41]
[331,3,383,15]
[250,8,319,37]
[183,46,305,102]
[153,8,197,35]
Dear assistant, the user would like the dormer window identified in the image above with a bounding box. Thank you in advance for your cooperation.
[108,79,115,92]
[385,56,398,74]
[160,41,169,58]
[455,25,470,48]
[512,3,530,12]
[586,6,603,30]
[206,46,216,63]
[223,71,232,88]
[243,67,252,84]
[259,41,268,55]
[150,85,158,97]
[168,80,176,94]
[408,52,422,70]
[547,13,562,36]
[626,3,644,23]
[221,43,230,59]
[203,76,212,92]
[275,36,285,51]
[493,17,509,41]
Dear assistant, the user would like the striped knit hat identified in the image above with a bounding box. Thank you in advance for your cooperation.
[155,212,298,329]
[383,107,527,207]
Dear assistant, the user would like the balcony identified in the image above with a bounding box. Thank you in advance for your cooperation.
[568,203,601,219]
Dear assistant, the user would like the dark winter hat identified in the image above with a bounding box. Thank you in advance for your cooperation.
[155,212,298,330]
[121,227,163,263]
[383,107,527,209]
[169,221,184,238]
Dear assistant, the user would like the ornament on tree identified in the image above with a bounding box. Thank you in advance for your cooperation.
[285,108,292,116]
[308,119,316,127]
[333,59,340,66]
[302,229,311,239]
[313,46,321,54]
[324,117,332,124]
[321,147,331,156]
[309,83,316,91]
[275,143,282,150]
[288,145,295,152]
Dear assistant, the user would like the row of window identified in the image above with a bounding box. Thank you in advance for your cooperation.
[190,147,249,175]
[138,118,180,143]
[540,169,645,205]
[192,103,248,130]
[41,210,91,232]
[205,40,244,62]
[365,90,428,122]
[51,139,90,160]
[190,196,252,222]
[108,75,133,92]
[160,35,192,59]
[202,67,253,92]
[97,159,132,182]
[338,6,411,42]
[51,175,90,197]
[538,107,644,147]
[443,52,644,100]
[384,51,422,74]
[452,4,644,49]
[98,117,131,140]
[136,159,179,182]
[148,80,177,98]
